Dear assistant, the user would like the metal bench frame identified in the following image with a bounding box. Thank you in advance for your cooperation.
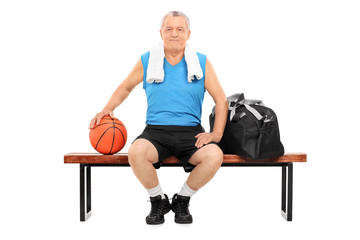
[78,161,294,221]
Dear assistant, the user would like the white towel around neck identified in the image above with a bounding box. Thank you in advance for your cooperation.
[146,43,203,83]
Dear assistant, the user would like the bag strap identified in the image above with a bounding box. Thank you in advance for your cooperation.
[238,99,265,106]
[243,104,263,121]
[230,99,265,121]
[227,93,245,105]
[211,93,245,117]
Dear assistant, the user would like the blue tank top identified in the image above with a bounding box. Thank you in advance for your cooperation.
[141,51,207,126]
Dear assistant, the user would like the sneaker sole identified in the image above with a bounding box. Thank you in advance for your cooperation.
[146,219,165,225]
[146,206,171,225]
[174,217,193,224]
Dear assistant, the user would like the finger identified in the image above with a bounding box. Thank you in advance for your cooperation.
[95,116,102,126]
[195,134,205,146]
[89,118,96,129]
[196,136,206,148]
[195,132,205,138]
[195,139,201,148]
[199,136,212,148]
[198,138,207,148]
[98,112,106,119]
[195,136,200,148]
[197,141,204,148]
[202,139,211,146]
[195,134,204,145]
[109,111,114,119]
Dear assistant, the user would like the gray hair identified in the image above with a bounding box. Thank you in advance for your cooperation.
[160,11,190,30]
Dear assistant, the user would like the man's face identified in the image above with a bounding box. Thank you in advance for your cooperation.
[160,16,191,52]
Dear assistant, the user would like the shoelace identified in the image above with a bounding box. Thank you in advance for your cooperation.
[174,199,190,215]
[149,199,168,216]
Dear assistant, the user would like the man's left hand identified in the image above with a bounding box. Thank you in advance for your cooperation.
[194,132,222,148]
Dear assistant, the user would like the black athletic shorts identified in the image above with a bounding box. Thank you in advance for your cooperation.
[133,124,213,172]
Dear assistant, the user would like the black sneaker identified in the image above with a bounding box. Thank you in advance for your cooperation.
[146,194,171,225]
[171,194,193,224]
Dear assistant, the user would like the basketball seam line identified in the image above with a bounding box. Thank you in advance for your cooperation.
[108,121,115,154]
[95,126,113,151]
[114,127,126,144]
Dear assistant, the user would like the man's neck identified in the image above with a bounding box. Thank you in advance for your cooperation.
[164,48,184,66]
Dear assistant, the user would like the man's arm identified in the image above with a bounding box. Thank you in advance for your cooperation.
[195,58,228,148]
[89,58,143,129]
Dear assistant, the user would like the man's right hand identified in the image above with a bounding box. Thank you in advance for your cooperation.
[89,109,114,129]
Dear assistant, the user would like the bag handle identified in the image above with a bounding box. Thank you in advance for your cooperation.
[230,99,265,121]
[227,93,245,105]
[243,104,263,120]
[211,93,245,117]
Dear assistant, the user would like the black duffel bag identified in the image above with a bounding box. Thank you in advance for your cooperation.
[210,93,284,160]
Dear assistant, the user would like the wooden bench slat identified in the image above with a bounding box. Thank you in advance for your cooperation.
[64,152,306,164]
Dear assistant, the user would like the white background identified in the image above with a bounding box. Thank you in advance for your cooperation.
[1,0,359,239]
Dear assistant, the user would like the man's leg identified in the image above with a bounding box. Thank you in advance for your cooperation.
[186,144,223,191]
[128,138,159,189]
[172,144,223,224]
[128,138,171,225]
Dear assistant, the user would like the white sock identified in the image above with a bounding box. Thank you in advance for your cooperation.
[178,182,197,198]
[146,183,165,199]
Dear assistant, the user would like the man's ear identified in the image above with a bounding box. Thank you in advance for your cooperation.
[187,30,191,40]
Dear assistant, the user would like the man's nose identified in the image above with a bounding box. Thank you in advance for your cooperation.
[171,29,178,37]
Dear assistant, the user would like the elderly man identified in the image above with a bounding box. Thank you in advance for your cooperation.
[89,11,228,224]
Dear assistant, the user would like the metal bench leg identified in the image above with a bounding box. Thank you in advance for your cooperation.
[80,164,92,221]
[281,163,293,221]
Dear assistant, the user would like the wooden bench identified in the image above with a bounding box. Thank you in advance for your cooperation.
[64,152,307,222]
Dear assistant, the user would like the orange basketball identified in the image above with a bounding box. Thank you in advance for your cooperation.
[89,116,127,155]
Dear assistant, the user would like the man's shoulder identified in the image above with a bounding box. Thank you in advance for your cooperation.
[141,51,150,59]
[196,52,207,68]
[196,52,206,57]
[140,51,150,67]
[196,52,207,62]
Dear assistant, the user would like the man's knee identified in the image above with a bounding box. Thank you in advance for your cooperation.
[193,144,223,168]
[128,139,158,166]
[207,145,223,168]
